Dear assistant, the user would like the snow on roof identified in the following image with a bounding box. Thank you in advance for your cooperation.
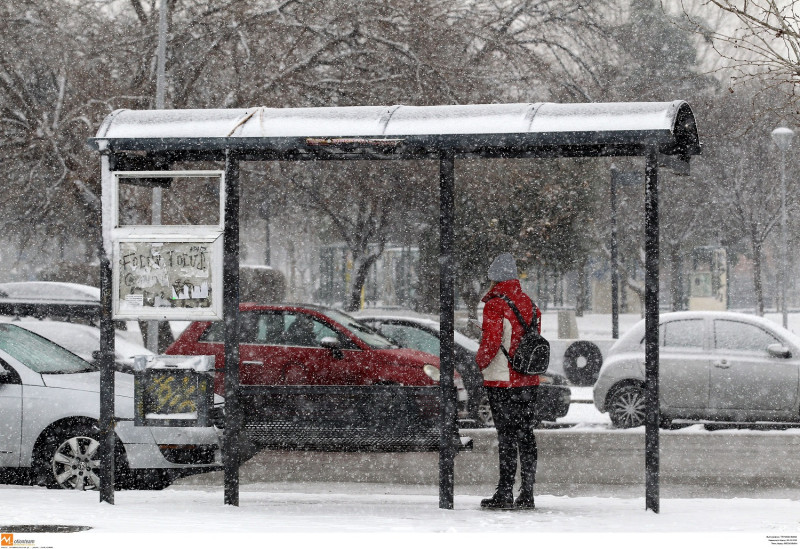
[91,101,701,156]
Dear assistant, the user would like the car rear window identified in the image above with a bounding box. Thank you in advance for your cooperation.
[198,311,356,349]
[0,324,96,374]
[320,309,396,349]
[662,319,704,349]
[380,324,440,355]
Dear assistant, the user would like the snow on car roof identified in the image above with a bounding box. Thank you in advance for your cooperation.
[0,281,100,303]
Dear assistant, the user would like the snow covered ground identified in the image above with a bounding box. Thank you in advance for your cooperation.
[0,482,797,549]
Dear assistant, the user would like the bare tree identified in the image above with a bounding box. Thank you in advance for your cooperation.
[285,161,433,311]
[680,0,800,110]
[0,2,136,261]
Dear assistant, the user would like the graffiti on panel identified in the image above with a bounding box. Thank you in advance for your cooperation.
[143,371,202,417]
[118,241,212,311]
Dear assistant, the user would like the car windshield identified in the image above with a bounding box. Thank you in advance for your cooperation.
[0,324,97,374]
[321,309,397,349]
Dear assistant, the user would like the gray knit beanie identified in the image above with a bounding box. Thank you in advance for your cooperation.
[487,253,518,282]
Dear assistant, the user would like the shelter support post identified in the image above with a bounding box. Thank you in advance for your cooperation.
[610,168,620,339]
[644,147,660,513]
[223,150,242,506]
[99,153,116,504]
[438,151,457,510]
[99,255,116,504]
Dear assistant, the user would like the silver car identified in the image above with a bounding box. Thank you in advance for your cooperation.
[0,323,222,490]
[594,311,800,428]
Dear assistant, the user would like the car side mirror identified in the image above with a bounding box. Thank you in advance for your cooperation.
[0,366,9,383]
[320,336,344,359]
[767,343,792,359]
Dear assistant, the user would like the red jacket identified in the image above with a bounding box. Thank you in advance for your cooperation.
[476,279,541,388]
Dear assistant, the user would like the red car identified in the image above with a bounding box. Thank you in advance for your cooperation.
[167,304,456,394]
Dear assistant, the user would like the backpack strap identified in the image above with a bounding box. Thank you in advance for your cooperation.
[495,295,538,331]
[491,295,537,361]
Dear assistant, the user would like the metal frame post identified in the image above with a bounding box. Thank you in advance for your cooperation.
[99,153,116,504]
[644,148,660,513]
[223,150,241,506]
[438,151,457,510]
[147,0,169,354]
[99,247,116,504]
[610,167,620,339]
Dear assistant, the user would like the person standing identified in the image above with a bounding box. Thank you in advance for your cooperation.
[476,252,541,510]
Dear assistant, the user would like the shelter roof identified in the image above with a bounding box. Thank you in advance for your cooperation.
[89,101,701,160]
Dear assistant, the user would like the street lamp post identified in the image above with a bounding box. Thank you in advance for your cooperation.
[772,126,795,328]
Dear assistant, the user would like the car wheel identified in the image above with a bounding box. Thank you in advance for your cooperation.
[35,424,137,491]
[607,385,646,429]
[563,341,604,386]
[37,426,103,490]
[477,394,494,428]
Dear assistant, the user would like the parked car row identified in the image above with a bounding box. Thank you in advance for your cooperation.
[8,280,798,492]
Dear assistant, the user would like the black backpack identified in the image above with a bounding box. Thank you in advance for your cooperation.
[496,295,550,376]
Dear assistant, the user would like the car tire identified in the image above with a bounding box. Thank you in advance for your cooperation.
[35,424,105,490]
[607,384,646,429]
[34,424,143,491]
[476,394,494,428]
[563,341,603,386]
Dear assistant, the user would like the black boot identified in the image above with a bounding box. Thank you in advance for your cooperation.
[514,490,535,510]
[480,487,514,509]
[515,444,537,510]
[514,473,535,509]
[482,434,516,509]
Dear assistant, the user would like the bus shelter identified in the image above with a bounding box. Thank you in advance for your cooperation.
[90,101,701,512]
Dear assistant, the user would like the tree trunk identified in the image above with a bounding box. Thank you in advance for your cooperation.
[752,237,765,316]
[415,226,439,314]
[669,244,685,312]
[458,281,483,339]
[345,253,379,312]
[576,258,587,317]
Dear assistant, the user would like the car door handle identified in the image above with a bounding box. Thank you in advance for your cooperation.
[713,360,730,369]
[242,361,264,366]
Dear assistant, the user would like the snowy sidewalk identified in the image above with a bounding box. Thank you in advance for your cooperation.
[0,482,798,548]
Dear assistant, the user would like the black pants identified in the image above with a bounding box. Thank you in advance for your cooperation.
[486,386,539,494]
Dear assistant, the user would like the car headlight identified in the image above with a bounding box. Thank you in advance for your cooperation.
[539,375,554,384]
[423,364,441,382]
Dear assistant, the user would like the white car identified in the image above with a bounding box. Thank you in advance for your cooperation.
[594,311,800,428]
[0,323,222,490]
